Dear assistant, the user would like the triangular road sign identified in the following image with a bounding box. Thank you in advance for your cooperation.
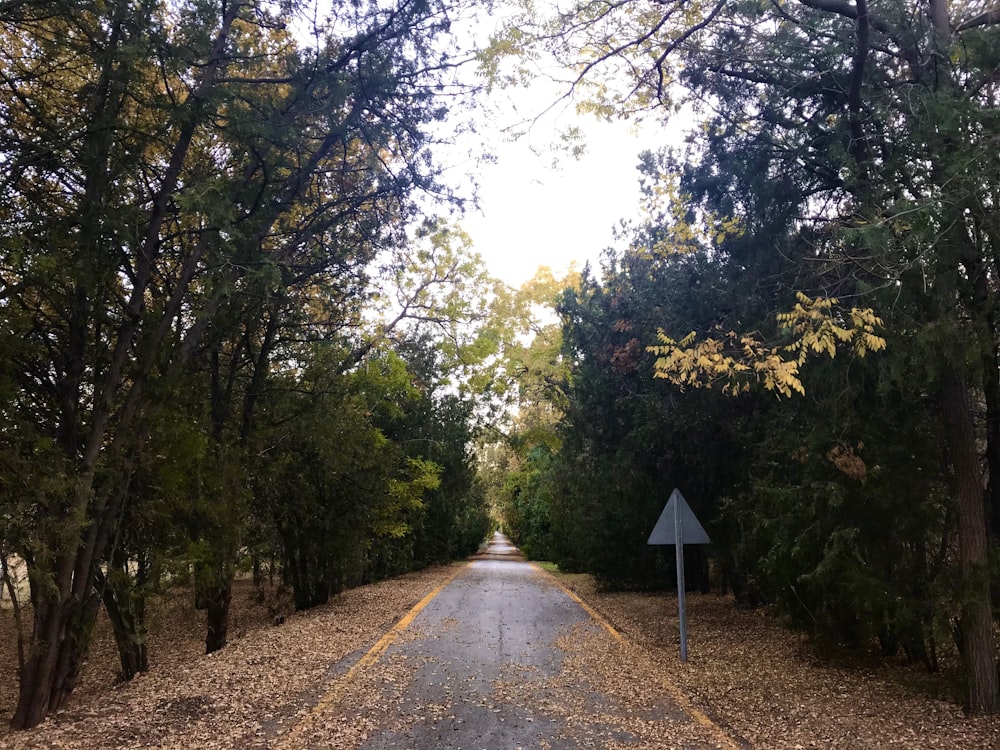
[647,488,711,545]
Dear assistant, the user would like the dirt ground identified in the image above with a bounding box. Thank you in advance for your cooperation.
[1,564,999,749]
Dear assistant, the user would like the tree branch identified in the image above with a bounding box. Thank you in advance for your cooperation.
[847,0,871,167]
[793,0,921,77]
[956,7,1000,31]
[795,0,858,18]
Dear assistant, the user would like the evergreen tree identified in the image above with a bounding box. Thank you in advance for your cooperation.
[490,0,1000,712]
[0,0,470,728]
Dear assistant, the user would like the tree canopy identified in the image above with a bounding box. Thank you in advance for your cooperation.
[4,0,1000,732]
[0,0,496,729]
[483,0,1000,714]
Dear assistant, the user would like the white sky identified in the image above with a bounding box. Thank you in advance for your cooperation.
[434,5,683,291]
[456,115,661,289]
[295,1,675,290]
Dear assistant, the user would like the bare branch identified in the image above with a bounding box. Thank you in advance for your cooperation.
[649,0,729,103]
[794,0,921,76]
[795,0,857,18]
[956,7,1000,31]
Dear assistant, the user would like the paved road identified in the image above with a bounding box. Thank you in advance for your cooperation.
[284,533,736,749]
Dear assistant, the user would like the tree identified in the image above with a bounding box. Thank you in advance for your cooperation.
[477,266,579,559]
[551,250,741,588]
[0,0,470,728]
[239,221,504,610]
[392,334,492,567]
[252,344,419,610]
[490,0,1000,713]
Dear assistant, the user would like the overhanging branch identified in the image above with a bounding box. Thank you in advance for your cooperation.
[956,7,1000,31]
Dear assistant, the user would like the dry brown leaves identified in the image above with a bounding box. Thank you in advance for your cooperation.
[489,620,728,749]
[554,574,1000,749]
[2,564,1000,749]
[0,566,460,749]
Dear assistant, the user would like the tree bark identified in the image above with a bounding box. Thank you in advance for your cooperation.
[204,577,233,654]
[940,368,999,713]
[11,590,101,728]
[95,567,149,680]
[9,3,241,729]
[980,317,1000,538]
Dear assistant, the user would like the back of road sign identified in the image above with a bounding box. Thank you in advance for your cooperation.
[647,488,711,545]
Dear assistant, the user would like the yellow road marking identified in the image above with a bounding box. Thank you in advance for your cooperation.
[530,562,743,750]
[529,562,625,644]
[276,564,467,749]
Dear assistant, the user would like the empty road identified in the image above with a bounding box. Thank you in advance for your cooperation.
[278,533,740,749]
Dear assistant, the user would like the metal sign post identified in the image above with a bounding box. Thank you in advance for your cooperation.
[673,490,688,661]
[648,488,710,663]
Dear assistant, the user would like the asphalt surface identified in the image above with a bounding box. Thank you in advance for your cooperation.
[340,532,727,749]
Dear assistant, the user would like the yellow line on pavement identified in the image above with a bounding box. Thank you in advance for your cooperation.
[530,562,625,644]
[653,674,743,750]
[530,562,742,750]
[276,564,467,749]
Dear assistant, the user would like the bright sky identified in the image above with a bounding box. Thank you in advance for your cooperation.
[436,5,679,292]
[457,115,661,289]
[301,0,677,292]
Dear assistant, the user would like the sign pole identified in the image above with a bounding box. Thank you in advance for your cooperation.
[674,492,688,662]
[647,487,709,663]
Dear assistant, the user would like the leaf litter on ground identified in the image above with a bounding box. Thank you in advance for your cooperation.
[0,562,998,749]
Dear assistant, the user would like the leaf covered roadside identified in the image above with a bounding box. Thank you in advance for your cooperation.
[2,565,998,749]
[557,574,1000,749]
[0,568,461,749]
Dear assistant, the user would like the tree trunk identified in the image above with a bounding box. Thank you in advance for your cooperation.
[981,325,1000,538]
[940,368,999,713]
[252,554,263,588]
[95,568,148,680]
[204,576,233,654]
[11,589,100,729]
[11,600,61,730]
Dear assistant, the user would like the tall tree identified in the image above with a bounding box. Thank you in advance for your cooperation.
[490,0,1000,712]
[0,0,469,729]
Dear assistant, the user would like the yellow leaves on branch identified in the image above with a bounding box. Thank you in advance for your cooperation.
[778,293,887,364]
[647,293,887,398]
[647,329,804,397]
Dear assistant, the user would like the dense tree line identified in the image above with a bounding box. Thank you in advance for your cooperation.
[0,0,494,730]
[487,0,1000,714]
[5,0,1000,732]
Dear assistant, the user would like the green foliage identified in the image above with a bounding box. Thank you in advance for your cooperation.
[241,338,490,610]
[535,231,961,668]
[0,0,488,726]
[545,251,750,589]
[482,267,583,561]
[721,349,953,658]
[476,147,958,665]
[497,445,558,561]
[478,4,1000,712]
